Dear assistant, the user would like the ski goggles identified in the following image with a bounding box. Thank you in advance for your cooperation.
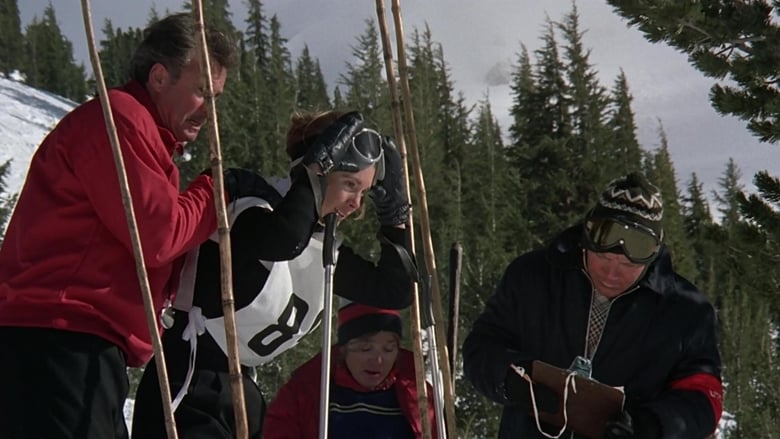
[583,216,662,264]
[334,128,385,181]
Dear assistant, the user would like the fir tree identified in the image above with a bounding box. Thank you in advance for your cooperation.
[645,125,696,279]
[338,19,391,126]
[98,20,144,88]
[607,70,643,175]
[0,0,24,76]
[23,4,87,101]
[0,160,17,243]
[294,45,330,111]
[607,1,780,143]
[680,173,716,293]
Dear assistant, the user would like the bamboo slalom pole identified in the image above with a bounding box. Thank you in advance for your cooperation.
[390,0,459,436]
[447,243,462,387]
[190,2,249,438]
[79,2,179,438]
[374,2,433,438]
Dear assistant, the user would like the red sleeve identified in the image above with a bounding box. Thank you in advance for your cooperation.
[75,101,217,268]
[670,373,723,424]
[264,375,306,439]
[426,382,439,439]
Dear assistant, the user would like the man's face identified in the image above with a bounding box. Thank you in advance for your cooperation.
[585,249,646,298]
[147,53,228,142]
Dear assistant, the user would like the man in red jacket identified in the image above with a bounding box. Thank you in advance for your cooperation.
[0,12,244,439]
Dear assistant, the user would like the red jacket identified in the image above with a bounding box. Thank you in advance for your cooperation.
[264,347,438,439]
[0,81,217,366]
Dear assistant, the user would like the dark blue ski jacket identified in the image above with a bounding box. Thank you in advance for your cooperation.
[463,225,722,438]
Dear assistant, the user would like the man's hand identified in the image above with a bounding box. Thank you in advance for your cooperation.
[504,363,560,413]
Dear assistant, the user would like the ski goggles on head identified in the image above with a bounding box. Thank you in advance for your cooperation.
[335,128,385,181]
[583,216,662,264]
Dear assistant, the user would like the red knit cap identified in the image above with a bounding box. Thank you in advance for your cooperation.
[337,300,402,345]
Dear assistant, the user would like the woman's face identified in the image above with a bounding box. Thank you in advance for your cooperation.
[343,331,399,389]
[320,166,377,221]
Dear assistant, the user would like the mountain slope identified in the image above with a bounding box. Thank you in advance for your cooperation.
[0,75,76,195]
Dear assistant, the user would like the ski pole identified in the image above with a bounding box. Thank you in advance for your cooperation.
[79,1,178,437]
[447,242,462,386]
[420,273,448,438]
[318,212,339,439]
[190,2,248,437]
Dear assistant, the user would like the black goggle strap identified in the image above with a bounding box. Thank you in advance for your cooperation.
[585,218,660,263]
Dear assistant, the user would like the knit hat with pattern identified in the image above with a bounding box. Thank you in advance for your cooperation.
[587,172,664,237]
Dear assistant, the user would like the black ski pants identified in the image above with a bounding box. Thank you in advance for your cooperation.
[0,326,130,439]
[131,356,266,439]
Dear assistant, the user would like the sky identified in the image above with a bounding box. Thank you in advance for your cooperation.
[16,0,780,213]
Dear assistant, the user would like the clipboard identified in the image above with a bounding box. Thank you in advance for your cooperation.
[530,360,625,439]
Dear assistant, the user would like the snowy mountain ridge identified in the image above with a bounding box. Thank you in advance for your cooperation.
[0,75,76,196]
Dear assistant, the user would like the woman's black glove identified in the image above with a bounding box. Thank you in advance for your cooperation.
[369,137,410,226]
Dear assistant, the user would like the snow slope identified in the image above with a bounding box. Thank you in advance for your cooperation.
[0,75,75,195]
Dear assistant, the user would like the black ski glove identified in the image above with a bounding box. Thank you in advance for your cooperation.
[603,407,662,439]
[222,167,276,202]
[369,136,410,226]
[504,362,560,413]
[301,111,364,174]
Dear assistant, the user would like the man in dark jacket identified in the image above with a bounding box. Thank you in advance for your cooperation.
[463,172,722,439]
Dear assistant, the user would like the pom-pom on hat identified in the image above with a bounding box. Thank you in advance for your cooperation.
[337,299,402,345]
[587,172,664,237]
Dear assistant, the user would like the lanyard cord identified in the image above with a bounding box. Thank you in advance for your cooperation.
[509,364,578,439]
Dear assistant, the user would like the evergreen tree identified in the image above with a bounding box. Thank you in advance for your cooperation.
[532,19,570,141]
[680,173,716,293]
[294,45,330,111]
[506,45,536,158]
[244,0,269,70]
[558,5,612,212]
[454,99,514,438]
[711,162,780,436]
[607,70,643,175]
[23,4,87,101]
[607,1,780,143]
[0,160,17,244]
[184,0,237,37]
[338,19,391,127]
[259,15,296,177]
[713,158,743,229]
[0,0,24,76]
[645,125,695,279]
[98,20,144,88]
[405,24,466,258]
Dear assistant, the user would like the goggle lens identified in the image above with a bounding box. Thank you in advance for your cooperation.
[349,129,385,180]
[352,129,383,163]
[584,217,660,263]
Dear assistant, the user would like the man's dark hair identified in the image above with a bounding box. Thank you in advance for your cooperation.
[130,12,238,84]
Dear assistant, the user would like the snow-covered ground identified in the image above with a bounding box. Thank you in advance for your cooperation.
[0,74,75,195]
